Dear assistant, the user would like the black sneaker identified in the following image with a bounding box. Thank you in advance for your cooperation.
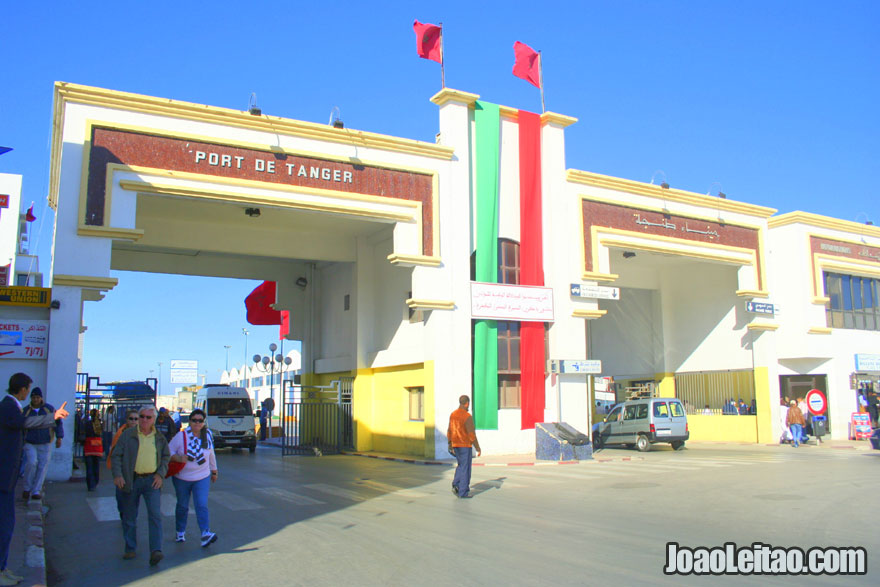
[451,484,459,497]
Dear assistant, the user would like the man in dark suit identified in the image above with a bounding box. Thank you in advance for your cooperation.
[0,373,68,585]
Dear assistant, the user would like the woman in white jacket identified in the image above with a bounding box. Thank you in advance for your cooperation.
[168,408,218,547]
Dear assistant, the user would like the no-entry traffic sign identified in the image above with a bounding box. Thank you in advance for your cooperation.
[805,389,827,416]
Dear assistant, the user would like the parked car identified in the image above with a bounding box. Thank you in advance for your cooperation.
[592,397,689,452]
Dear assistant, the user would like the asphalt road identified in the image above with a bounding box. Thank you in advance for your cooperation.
[44,444,878,586]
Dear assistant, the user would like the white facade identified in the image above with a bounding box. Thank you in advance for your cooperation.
[0,173,22,285]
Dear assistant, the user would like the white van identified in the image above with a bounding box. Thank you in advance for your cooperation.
[194,385,257,453]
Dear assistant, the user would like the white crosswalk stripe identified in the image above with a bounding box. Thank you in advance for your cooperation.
[304,483,367,502]
[354,479,433,498]
[210,490,263,510]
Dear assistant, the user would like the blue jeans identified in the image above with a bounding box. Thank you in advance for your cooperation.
[84,456,100,490]
[0,490,14,572]
[121,476,162,553]
[23,442,51,494]
[452,447,473,497]
[790,424,803,447]
[172,475,211,533]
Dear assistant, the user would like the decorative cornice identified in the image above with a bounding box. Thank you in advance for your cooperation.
[387,254,443,267]
[406,298,455,310]
[52,83,454,182]
[581,271,619,283]
[747,322,779,331]
[541,112,578,128]
[568,170,777,218]
[77,225,145,240]
[572,309,607,319]
[768,211,880,238]
[429,88,479,107]
[736,290,770,298]
[52,274,119,290]
[808,327,833,335]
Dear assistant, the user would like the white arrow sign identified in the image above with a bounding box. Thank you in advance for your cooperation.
[570,283,620,301]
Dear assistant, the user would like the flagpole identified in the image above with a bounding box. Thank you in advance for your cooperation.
[539,51,546,113]
[439,22,445,88]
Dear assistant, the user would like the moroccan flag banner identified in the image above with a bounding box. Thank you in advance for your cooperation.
[513,41,541,88]
[413,20,442,63]
[279,310,290,340]
[245,281,282,325]
[473,101,501,430]
[25,205,36,222]
[518,110,546,430]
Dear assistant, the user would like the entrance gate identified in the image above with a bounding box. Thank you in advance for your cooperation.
[282,377,354,456]
[74,373,158,455]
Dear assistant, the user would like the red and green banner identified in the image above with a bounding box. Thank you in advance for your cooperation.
[473,100,500,430]
[518,110,546,430]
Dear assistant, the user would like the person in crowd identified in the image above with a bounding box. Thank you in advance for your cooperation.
[702,404,712,416]
[259,402,268,441]
[722,398,737,415]
[21,388,63,501]
[797,396,810,443]
[779,398,791,444]
[112,405,170,566]
[737,398,749,415]
[103,405,118,457]
[867,391,879,427]
[155,408,179,444]
[167,408,218,547]
[83,409,103,491]
[107,410,140,517]
[447,395,481,499]
[1,373,68,586]
[786,400,806,448]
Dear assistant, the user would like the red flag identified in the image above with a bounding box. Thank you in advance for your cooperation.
[245,281,282,325]
[279,311,290,340]
[25,205,36,222]
[413,20,442,63]
[513,41,541,88]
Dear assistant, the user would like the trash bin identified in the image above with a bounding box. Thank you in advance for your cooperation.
[812,415,827,438]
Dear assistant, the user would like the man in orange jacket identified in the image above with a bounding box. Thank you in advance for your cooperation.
[447,395,481,499]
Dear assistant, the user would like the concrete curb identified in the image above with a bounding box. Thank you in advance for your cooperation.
[338,450,643,467]
[10,494,47,587]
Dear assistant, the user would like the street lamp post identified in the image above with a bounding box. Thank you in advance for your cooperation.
[224,345,231,371]
[242,328,249,369]
[253,342,292,439]
[157,362,163,396]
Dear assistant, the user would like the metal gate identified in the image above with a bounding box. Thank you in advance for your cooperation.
[282,377,354,456]
[74,373,158,455]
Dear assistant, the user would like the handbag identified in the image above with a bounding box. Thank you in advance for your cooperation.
[165,429,187,478]
[84,436,104,457]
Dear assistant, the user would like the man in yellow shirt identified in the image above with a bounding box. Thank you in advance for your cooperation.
[112,406,170,566]
[447,395,481,499]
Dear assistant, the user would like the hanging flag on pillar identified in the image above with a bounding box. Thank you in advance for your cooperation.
[473,100,501,430]
[245,281,282,325]
[25,204,36,222]
[517,110,546,430]
[279,310,290,340]
[413,19,446,87]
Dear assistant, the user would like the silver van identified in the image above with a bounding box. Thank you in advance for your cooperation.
[591,397,689,451]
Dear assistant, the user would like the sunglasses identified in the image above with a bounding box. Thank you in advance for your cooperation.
[138,415,154,419]
[190,418,205,423]
[127,417,138,421]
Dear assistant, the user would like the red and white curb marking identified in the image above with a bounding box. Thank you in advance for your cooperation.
[341,451,643,466]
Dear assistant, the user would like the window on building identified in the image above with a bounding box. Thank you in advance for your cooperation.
[497,240,522,408]
[824,272,880,331]
[407,387,424,421]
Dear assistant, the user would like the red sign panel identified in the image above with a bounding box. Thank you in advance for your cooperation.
[0,194,9,208]
[85,127,436,255]
[851,413,872,440]
[0,265,8,287]
[805,389,827,416]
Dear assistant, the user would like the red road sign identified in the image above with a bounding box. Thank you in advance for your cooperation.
[806,389,827,416]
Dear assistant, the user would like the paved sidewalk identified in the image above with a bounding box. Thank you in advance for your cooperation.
[6,486,47,587]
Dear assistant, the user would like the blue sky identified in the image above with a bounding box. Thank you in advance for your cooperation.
[2,1,878,393]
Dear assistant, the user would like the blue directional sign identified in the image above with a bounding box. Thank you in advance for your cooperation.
[746,301,775,315]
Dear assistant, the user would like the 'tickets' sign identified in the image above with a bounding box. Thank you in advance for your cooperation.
[0,319,49,360]
[470,282,554,322]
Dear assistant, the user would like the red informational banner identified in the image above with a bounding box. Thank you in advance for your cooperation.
[850,413,872,440]
[0,265,8,287]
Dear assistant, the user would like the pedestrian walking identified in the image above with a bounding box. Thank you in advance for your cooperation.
[21,388,63,500]
[168,408,218,547]
[111,405,170,566]
[155,408,179,444]
[447,395,481,499]
[83,409,104,491]
[103,405,118,457]
[786,400,806,448]
[1,373,68,586]
[106,410,139,517]
[779,398,791,444]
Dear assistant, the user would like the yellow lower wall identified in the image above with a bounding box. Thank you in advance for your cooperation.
[753,367,773,443]
[655,373,675,398]
[687,415,758,443]
[353,362,432,458]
